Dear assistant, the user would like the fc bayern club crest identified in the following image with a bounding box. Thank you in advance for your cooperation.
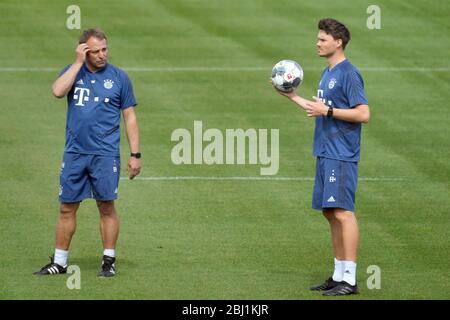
[104,79,114,89]
[328,78,337,89]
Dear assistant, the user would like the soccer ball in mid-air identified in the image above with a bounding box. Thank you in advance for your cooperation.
[271,60,303,92]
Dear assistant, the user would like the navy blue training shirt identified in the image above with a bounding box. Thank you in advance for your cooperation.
[313,59,368,162]
[59,63,137,156]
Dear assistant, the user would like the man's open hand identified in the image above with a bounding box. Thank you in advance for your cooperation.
[271,82,298,100]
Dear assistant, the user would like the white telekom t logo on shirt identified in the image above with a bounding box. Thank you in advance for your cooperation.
[73,87,90,106]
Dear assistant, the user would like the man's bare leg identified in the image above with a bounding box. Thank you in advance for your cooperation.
[97,200,120,250]
[331,209,359,287]
[323,209,345,283]
[97,200,119,277]
[333,209,359,262]
[55,202,80,250]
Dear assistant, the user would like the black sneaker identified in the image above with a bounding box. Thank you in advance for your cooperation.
[33,256,67,276]
[97,255,116,277]
[310,277,341,291]
[322,281,359,296]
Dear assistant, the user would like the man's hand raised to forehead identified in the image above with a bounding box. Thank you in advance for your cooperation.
[75,43,90,65]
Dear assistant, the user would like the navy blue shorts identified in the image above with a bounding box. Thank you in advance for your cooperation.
[312,157,358,212]
[59,152,120,203]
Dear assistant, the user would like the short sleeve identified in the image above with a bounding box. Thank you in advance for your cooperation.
[58,64,72,77]
[345,69,368,108]
[119,70,137,109]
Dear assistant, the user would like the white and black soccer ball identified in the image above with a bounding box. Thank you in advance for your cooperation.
[271,60,303,92]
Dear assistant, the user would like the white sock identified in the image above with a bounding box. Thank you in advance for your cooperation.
[103,249,115,258]
[342,260,357,286]
[54,248,69,266]
[332,258,344,282]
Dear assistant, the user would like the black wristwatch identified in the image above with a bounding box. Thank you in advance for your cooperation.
[327,106,334,118]
[130,152,141,159]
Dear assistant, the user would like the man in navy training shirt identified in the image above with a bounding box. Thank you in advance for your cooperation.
[273,18,370,296]
[34,28,141,277]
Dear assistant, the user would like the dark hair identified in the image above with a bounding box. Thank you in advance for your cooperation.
[79,28,107,44]
[318,18,350,49]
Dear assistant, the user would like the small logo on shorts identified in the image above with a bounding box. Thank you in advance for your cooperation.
[329,169,336,183]
[113,166,117,173]
[59,185,63,196]
[114,187,118,194]
[327,196,336,202]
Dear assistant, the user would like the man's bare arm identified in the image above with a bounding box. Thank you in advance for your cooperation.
[306,96,370,123]
[273,85,370,124]
[272,84,313,111]
[329,104,370,123]
[52,44,89,98]
[122,107,141,179]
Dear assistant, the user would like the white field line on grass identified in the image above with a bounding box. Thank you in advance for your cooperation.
[120,176,406,182]
[0,66,449,72]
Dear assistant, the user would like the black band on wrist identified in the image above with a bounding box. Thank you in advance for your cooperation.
[130,152,141,159]
[327,106,333,118]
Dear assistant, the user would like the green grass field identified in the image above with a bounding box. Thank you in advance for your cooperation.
[0,0,449,300]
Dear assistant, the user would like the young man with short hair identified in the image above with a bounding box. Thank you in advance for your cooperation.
[274,18,370,295]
